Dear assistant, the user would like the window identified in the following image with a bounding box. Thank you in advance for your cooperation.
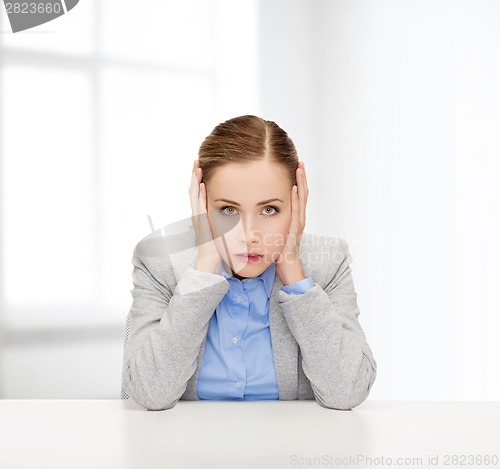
[0,0,259,397]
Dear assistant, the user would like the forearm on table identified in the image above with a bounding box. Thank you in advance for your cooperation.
[123,266,229,410]
[278,284,377,410]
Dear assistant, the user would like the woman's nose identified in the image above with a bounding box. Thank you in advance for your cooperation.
[237,218,261,243]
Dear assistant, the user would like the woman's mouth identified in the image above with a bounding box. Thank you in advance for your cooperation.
[235,253,263,263]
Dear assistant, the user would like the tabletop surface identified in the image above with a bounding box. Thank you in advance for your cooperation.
[0,399,499,469]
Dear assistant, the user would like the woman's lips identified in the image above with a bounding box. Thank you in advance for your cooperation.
[235,254,263,263]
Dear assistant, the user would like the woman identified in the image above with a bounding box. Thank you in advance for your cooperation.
[121,115,377,411]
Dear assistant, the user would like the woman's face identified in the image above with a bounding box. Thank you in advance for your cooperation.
[205,159,293,279]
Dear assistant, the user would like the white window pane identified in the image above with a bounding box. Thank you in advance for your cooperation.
[0,0,96,56]
[99,67,213,314]
[101,0,212,70]
[1,67,94,315]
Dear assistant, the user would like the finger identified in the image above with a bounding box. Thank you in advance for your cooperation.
[296,168,307,227]
[189,170,198,207]
[198,180,207,214]
[196,183,208,237]
[190,170,201,214]
[298,165,308,193]
[297,162,308,191]
[290,185,300,236]
[190,168,203,216]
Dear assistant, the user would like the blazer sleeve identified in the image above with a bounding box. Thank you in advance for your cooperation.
[277,238,377,410]
[122,244,230,411]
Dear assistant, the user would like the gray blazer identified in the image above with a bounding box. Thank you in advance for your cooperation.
[121,225,377,411]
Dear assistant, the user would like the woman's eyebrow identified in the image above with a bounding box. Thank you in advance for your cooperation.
[214,198,284,207]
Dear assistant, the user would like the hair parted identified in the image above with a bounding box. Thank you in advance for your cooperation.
[198,115,299,187]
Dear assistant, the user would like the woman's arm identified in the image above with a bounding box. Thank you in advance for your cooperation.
[122,245,229,411]
[277,238,377,410]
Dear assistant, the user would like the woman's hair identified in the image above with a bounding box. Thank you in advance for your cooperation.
[198,115,299,187]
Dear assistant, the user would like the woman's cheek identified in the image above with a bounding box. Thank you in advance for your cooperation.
[208,209,240,240]
[212,236,223,254]
[265,231,287,259]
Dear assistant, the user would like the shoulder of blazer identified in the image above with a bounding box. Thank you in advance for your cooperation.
[130,222,198,291]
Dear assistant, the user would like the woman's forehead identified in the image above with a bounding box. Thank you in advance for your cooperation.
[210,161,289,187]
[208,178,289,203]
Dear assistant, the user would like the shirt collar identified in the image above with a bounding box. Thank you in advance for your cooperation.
[218,261,276,299]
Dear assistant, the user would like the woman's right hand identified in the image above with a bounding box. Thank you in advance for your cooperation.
[189,160,223,274]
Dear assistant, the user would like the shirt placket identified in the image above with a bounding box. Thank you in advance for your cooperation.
[224,280,249,398]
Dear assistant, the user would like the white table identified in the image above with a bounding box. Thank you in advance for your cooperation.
[0,400,499,469]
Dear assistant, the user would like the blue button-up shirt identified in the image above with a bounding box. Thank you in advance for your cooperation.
[196,262,314,400]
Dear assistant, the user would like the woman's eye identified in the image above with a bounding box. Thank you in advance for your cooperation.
[221,206,237,215]
[219,206,279,216]
[263,206,278,215]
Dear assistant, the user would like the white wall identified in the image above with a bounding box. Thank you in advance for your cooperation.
[258,0,500,400]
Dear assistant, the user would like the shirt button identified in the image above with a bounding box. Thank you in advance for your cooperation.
[237,295,244,301]
[235,382,241,388]
[231,337,238,344]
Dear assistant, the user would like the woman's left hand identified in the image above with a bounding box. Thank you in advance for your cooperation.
[275,161,309,285]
